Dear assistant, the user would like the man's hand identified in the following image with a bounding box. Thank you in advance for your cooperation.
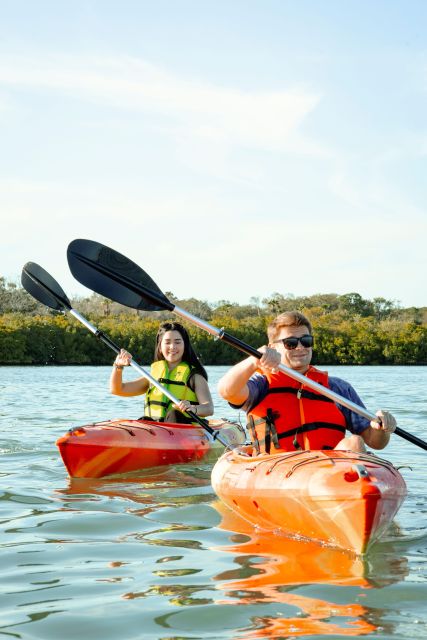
[370,410,397,434]
[257,345,281,373]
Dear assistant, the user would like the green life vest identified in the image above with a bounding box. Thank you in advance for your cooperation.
[145,360,198,422]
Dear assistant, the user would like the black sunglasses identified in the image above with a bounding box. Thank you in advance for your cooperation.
[273,335,314,350]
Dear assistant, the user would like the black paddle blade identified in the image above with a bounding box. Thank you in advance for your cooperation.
[67,239,174,312]
[21,262,72,311]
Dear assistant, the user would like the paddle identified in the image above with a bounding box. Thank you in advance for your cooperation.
[21,262,230,447]
[66,239,427,452]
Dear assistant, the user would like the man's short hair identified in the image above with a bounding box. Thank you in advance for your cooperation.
[267,311,313,342]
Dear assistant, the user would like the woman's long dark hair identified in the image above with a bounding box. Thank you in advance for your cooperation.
[153,322,208,380]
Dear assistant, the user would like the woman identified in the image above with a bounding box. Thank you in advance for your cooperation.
[110,322,214,423]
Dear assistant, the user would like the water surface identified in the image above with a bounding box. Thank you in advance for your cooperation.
[1,365,426,639]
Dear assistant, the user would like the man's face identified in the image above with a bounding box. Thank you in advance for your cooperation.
[270,325,313,373]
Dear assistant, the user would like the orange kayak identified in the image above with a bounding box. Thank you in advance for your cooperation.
[57,418,245,478]
[211,446,407,554]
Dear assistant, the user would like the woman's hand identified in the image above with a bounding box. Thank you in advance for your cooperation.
[114,349,132,368]
[174,400,195,414]
[110,349,149,397]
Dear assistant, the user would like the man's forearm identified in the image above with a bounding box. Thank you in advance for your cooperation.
[217,356,258,404]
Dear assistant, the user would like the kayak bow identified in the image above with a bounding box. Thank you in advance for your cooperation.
[211,446,407,554]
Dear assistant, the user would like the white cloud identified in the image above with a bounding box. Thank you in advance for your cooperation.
[1,50,425,308]
[0,52,321,153]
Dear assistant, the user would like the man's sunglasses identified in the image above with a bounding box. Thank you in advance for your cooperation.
[273,335,314,350]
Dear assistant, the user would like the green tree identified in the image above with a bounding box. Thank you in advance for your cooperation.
[1,280,426,366]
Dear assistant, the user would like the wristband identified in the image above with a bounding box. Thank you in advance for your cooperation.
[114,364,124,370]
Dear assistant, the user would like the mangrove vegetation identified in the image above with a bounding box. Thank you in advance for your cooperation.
[1,277,426,365]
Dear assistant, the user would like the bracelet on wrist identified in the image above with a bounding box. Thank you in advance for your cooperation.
[114,364,124,370]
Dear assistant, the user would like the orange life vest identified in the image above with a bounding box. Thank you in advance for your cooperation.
[247,365,347,454]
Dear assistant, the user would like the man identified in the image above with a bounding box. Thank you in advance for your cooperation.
[218,311,396,454]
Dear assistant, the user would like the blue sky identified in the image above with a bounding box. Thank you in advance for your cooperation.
[1,0,426,308]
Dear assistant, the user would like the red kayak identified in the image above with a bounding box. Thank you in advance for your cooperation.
[211,447,407,554]
[57,418,246,478]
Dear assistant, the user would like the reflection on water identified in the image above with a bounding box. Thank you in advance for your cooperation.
[53,470,414,639]
[212,501,410,638]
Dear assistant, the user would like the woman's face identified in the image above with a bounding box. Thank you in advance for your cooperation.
[159,330,185,366]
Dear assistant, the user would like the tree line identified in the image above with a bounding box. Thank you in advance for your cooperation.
[1,277,426,365]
